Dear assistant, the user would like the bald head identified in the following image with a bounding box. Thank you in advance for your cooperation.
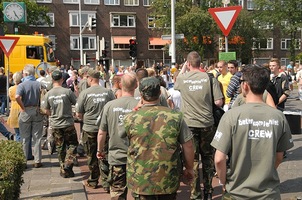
[122,72,137,92]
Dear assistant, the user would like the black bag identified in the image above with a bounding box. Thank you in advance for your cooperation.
[213,105,225,127]
[208,73,225,127]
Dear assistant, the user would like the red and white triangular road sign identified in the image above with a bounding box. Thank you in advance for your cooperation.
[209,6,242,36]
[0,36,20,57]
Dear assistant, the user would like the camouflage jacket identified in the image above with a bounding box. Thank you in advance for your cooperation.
[124,105,192,195]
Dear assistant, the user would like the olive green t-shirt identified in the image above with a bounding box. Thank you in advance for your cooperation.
[99,96,138,165]
[174,71,224,128]
[211,103,294,199]
[75,85,115,132]
[42,86,77,128]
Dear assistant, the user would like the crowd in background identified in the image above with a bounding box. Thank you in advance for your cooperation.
[0,55,300,199]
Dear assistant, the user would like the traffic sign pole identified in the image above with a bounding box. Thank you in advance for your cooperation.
[224,3,228,52]
[6,56,10,115]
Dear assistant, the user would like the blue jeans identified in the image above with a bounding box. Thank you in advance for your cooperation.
[14,128,21,142]
[0,121,11,139]
[0,95,7,114]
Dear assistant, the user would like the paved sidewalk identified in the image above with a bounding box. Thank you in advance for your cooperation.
[20,151,86,200]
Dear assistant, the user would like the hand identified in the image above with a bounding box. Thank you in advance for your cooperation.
[182,168,194,185]
[96,151,106,160]
[133,100,143,111]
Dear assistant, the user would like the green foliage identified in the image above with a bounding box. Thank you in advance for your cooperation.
[0,0,51,34]
[150,0,262,63]
[254,0,302,61]
[230,9,263,64]
[0,140,26,200]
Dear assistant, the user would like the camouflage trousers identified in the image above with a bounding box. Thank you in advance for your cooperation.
[132,193,177,200]
[100,158,110,188]
[99,134,110,189]
[189,126,216,200]
[52,125,78,170]
[82,130,100,187]
[108,165,127,200]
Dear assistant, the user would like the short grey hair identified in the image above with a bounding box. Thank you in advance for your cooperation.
[13,72,22,84]
[23,64,35,76]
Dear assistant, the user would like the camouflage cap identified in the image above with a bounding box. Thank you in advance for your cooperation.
[51,70,62,81]
[139,77,160,99]
[87,68,100,79]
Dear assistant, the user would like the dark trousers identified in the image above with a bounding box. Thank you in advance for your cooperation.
[190,126,216,199]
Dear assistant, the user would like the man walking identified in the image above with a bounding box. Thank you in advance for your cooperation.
[75,68,115,189]
[269,58,290,110]
[16,64,44,168]
[174,51,224,200]
[211,64,293,199]
[41,70,78,177]
[124,77,194,200]
[97,72,138,199]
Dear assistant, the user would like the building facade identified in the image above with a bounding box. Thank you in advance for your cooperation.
[23,0,169,69]
[9,0,301,68]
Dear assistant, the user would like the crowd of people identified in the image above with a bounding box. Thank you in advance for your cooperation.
[0,52,298,199]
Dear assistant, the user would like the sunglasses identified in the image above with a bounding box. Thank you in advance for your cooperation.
[239,79,246,84]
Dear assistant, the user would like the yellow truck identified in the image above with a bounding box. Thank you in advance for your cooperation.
[1,33,56,74]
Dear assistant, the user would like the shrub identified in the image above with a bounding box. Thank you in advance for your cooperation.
[0,140,26,200]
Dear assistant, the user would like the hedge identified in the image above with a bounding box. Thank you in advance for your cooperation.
[0,140,26,200]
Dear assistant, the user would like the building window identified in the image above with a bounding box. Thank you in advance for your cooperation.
[143,0,153,6]
[253,20,273,30]
[148,16,155,28]
[247,0,254,10]
[63,0,79,3]
[69,11,96,27]
[48,35,56,50]
[111,14,135,27]
[253,38,273,50]
[148,38,168,50]
[281,38,301,50]
[124,0,139,6]
[70,36,96,50]
[105,0,119,5]
[84,0,100,4]
[112,36,134,50]
[29,13,54,27]
[238,0,254,9]
[36,0,52,3]
[281,58,290,66]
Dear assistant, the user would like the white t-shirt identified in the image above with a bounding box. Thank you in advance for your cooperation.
[168,88,181,111]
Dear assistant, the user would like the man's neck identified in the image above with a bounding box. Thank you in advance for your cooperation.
[121,90,134,97]
[53,82,62,87]
[245,93,264,104]
[142,99,159,105]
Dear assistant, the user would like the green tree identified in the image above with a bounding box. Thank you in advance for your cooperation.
[150,0,262,63]
[0,0,50,34]
[150,0,220,61]
[228,9,263,64]
[254,0,302,62]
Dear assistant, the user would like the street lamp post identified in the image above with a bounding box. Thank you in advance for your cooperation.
[171,0,176,68]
